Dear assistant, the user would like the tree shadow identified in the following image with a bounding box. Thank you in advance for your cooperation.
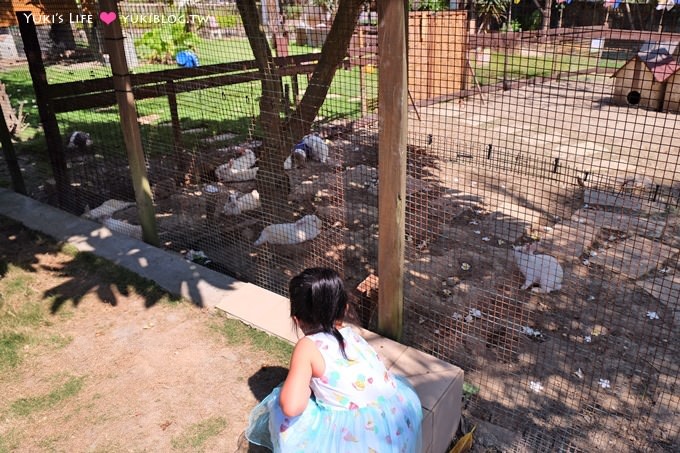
[44,251,179,314]
[0,215,57,278]
[247,365,288,402]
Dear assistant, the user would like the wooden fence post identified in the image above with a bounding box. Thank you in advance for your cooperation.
[0,102,27,195]
[167,80,183,154]
[16,11,70,208]
[377,0,407,341]
[100,0,159,246]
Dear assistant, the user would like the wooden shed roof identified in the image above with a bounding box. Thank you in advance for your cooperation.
[612,41,680,83]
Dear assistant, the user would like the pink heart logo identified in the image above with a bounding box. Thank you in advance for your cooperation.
[99,11,117,25]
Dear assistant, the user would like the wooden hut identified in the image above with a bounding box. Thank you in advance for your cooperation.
[664,64,680,112]
[611,41,680,112]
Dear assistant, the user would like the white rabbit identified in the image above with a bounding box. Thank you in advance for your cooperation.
[215,166,258,182]
[215,149,258,182]
[83,199,134,220]
[229,149,256,171]
[222,190,261,216]
[283,148,307,170]
[303,134,329,163]
[254,214,322,246]
[284,134,327,169]
[102,217,143,240]
[513,243,563,294]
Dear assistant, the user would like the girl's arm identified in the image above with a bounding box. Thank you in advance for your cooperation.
[279,337,315,417]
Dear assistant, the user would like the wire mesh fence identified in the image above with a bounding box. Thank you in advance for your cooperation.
[1,1,679,451]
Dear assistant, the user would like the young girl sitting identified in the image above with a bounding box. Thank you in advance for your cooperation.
[245,267,422,452]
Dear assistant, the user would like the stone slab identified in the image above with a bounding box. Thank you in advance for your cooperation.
[585,189,665,214]
[571,209,665,239]
[588,236,679,279]
[540,221,599,259]
[585,189,643,210]
[636,274,680,308]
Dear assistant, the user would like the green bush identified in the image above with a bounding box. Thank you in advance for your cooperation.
[411,0,449,11]
[283,4,302,20]
[216,14,242,29]
[135,24,201,64]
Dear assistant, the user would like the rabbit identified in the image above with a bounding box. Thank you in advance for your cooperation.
[283,147,307,170]
[285,134,328,170]
[102,216,143,240]
[222,190,261,216]
[513,243,563,294]
[67,131,93,154]
[254,214,322,246]
[215,149,258,182]
[83,199,135,220]
[215,166,259,182]
[302,133,329,163]
[229,148,257,171]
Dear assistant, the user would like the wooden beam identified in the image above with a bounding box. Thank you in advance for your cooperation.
[377,0,407,342]
[166,80,183,154]
[16,11,70,209]
[49,59,319,113]
[100,0,159,246]
[0,99,27,195]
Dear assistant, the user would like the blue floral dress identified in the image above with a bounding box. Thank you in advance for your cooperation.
[245,326,423,452]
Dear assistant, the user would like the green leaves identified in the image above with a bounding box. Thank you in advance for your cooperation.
[135,24,201,64]
[475,0,510,31]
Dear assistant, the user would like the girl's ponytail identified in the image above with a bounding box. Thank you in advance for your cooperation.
[332,326,348,359]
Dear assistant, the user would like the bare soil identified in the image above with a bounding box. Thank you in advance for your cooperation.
[0,217,287,452]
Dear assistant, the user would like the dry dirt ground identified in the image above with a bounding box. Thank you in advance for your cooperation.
[0,217,287,452]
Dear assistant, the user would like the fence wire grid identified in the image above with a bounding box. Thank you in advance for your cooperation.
[1,1,679,452]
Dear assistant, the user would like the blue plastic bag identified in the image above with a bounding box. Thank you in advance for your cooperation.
[176,50,199,68]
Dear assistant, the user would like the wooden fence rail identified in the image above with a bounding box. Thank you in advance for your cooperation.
[49,53,322,113]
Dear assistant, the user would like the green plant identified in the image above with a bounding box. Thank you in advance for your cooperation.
[10,375,85,416]
[171,417,227,450]
[135,24,201,64]
[283,4,302,20]
[412,0,449,11]
[215,14,242,28]
[527,10,542,30]
[213,317,293,366]
[313,0,336,12]
[475,0,510,32]
[501,18,522,32]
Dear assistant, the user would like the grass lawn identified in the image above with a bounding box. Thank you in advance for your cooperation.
[0,35,376,167]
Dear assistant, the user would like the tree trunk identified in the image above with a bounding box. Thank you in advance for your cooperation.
[285,0,364,140]
[236,0,289,216]
[532,0,552,34]
[237,0,363,217]
[541,0,552,32]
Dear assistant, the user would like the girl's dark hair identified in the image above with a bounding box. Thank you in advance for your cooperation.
[289,268,348,358]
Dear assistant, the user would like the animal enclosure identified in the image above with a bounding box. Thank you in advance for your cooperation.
[1,1,679,452]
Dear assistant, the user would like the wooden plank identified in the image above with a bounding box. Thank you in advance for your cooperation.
[0,96,26,194]
[52,92,117,113]
[49,54,321,100]
[167,80,183,154]
[100,0,159,246]
[16,10,70,209]
[378,0,407,342]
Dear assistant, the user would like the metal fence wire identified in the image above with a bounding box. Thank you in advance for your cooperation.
[1,1,679,452]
